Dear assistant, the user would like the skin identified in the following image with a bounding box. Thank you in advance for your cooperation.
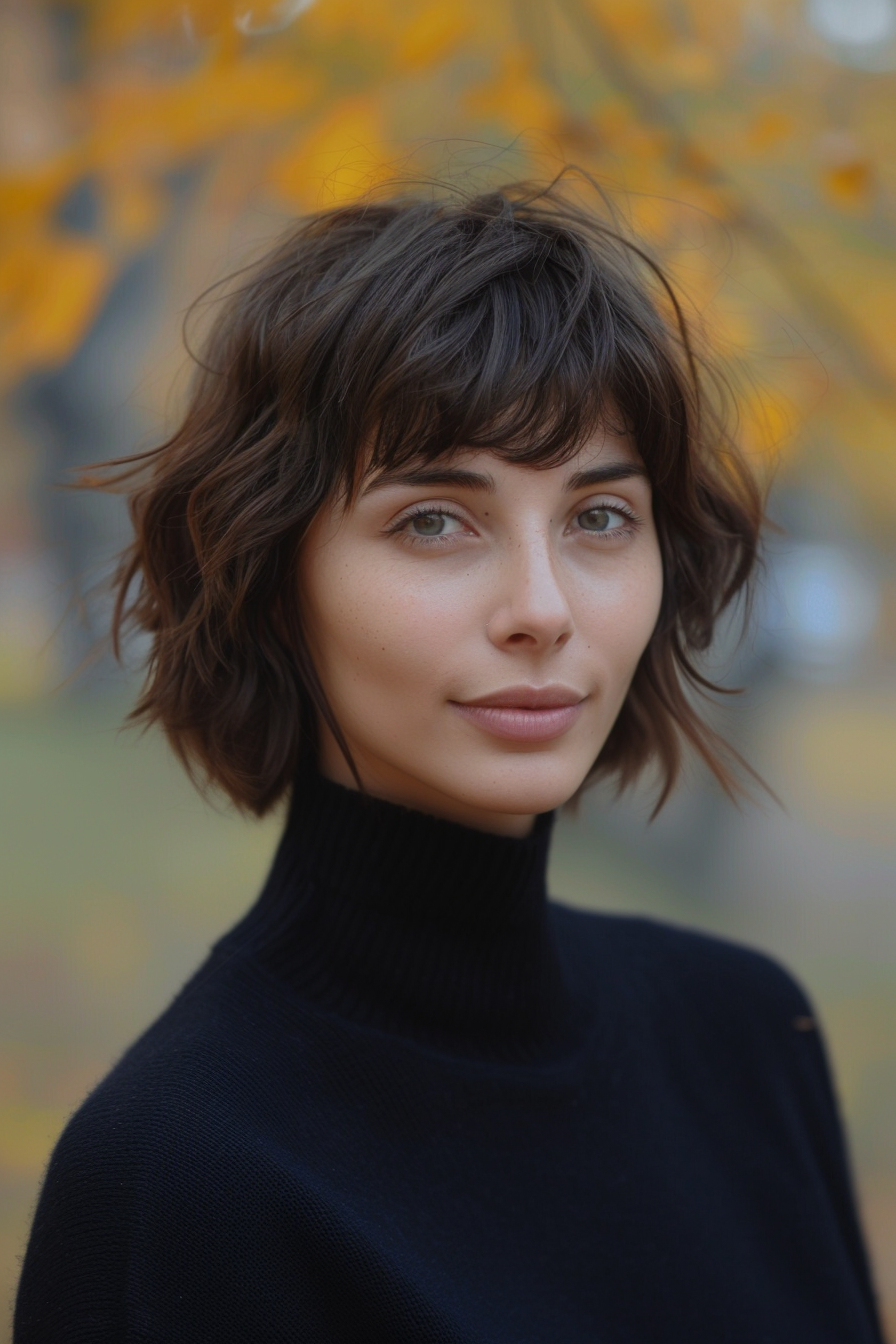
[297,426,664,837]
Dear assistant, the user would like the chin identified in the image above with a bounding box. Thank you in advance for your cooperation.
[451,754,593,819]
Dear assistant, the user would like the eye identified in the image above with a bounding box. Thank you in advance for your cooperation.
[575,504,636,535]
[389,506,472,545]
[407,511,464,538]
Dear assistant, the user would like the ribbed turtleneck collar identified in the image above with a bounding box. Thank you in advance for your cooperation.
[225,767,584,1062]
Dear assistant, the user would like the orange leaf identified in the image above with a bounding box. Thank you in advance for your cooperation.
[85,55,321,175]
[823,160,873,208]
[746,110,793,152]
[465,49,561,137]
[394,3,472,70]
[738,388,795,458]
[102,172,169,248]
[817,130,873,209]
[659,43,719,91]
[0,153,89,231]
[85,0,244,51]
[266,97,392,209]
[0,234,112,381]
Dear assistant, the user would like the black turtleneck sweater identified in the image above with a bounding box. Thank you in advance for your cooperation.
[15,773,885,1342]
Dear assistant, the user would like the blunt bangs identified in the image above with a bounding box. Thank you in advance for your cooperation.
[252,191,687,503]
[80,177,767,817]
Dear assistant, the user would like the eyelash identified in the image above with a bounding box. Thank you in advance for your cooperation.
[387,506,469,548]
[576,502,640,541]
[388,502,641,547]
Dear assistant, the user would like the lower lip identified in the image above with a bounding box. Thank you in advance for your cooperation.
[451,702,584,742]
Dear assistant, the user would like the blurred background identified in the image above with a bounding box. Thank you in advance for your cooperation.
[1,0,894,1335]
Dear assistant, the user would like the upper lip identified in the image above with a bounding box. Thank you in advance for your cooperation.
[456,685,586,709]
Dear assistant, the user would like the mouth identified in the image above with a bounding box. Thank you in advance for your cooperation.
[450,686,587,743]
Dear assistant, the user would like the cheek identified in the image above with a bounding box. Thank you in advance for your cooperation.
[631,553,665,647]
[577,553,664,668]
[304,553,465,704]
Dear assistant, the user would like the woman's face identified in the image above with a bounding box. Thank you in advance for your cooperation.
[298,427,664,836]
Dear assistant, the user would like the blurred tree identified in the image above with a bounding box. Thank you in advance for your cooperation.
[1,0,895,517]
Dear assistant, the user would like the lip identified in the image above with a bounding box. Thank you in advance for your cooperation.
[450,686,587,743]
[458,685,586,710]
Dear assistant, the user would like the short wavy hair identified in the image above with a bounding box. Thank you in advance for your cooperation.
[81,176,767,818]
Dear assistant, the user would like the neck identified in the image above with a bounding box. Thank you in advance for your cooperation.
[316,736,537,837]
[227,764,584,1062]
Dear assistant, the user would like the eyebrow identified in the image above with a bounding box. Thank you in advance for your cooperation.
[361,461,649,497]
[565,463,650,489]
[361,467,496,496]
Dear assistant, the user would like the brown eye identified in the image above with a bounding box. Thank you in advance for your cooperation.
[411,513,448,536]
[400,510,466,540]
[578,507,615,532]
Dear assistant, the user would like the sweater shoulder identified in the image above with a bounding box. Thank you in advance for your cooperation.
[14,955,330,1337]
[19,957,286,1272]
[549,901,815,1023]
[549,904,842,1156]
[39,954,280,1184]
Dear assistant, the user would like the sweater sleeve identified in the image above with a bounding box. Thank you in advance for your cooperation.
[780,972,886,1342]
[636,918,887,1344]
[13,1093,137,1343]
[692,934,887,1344]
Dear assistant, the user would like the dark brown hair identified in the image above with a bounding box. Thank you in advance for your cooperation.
[80,175,768,818]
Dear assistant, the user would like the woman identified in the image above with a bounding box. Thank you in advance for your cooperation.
[15,179,885,1342]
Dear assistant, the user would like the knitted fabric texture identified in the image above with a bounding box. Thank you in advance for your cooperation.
[14,772,885,1342]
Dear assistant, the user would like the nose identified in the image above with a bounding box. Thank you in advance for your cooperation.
[486,528,574,652]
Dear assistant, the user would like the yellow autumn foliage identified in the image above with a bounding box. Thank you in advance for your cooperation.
[746,110,794,154]
[0,233,110,380]
[268,97,392,209]
[464,49,564,139]
[84,53,320,171]
[393,2,473,70]
[0,0,894,514]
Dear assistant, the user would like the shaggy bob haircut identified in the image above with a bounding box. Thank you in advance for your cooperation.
[83,177,767,818]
